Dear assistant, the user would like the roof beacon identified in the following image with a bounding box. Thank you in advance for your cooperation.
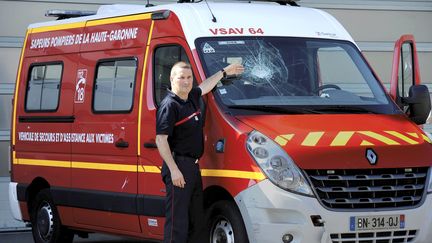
[45,9,97,20]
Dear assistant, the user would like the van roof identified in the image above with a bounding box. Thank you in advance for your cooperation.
[28,2,355,49]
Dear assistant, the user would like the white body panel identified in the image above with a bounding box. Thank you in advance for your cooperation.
[235,180,432,243]
[29,2,356,51]
[9,182,23,221]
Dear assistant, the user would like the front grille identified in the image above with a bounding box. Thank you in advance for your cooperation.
[305,167,428,209]
[330,230,417,243]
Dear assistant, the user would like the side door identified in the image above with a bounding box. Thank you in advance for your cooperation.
[70,50,142,232]
[389,35,430,124]
[14,55,75,188]
[138,37,199,237]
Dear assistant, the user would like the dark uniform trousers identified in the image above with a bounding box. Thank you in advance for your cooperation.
[162,155,205,243]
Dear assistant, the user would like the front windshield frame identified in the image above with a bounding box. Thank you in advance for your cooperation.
[195,36,400,115]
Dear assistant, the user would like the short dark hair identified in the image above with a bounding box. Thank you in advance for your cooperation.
[170,61,191,77]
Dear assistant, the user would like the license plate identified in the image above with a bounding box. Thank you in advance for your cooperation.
[350,215,405,231]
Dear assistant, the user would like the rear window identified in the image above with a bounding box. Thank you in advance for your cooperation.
[26,63,63,111]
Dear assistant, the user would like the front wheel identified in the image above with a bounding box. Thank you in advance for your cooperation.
[207,200,249,243]
[31,189,74,243]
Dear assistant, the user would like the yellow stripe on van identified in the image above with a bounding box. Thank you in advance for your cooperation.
[201,169,266,180]
[330,131,354,146]
[14,157,264,180]
[12,31,29,146]
[142,165,160,173]
[31,22,86,33]
[87,13,151,26]
[421,134,432,143]
[385,131,419,145]
[358,131,400,145]
[137,20,155,156]
[12,151,18,164]
[72,161,137,172]
[301,132,324,146]
[407,132,419,138]
[360,140,375,146]
[16,158,70,168]
[275,134,294,146]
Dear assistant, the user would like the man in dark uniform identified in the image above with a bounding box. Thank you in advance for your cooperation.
[156,61,244,243]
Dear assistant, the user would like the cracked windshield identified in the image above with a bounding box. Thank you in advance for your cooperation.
[197,37,395,114]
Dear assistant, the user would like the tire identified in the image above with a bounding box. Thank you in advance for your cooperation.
[207,200,249,243]
[31,189,74,243]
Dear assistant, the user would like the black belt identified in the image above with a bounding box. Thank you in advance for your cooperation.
[172,152,199,164]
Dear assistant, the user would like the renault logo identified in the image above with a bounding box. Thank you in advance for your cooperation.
[366,148,378,165]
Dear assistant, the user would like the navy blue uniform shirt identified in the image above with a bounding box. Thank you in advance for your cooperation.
[156,87,203,159]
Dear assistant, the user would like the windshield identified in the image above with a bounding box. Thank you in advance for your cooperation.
[196,37,399,114]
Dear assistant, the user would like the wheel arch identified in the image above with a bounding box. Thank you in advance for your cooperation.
[203,185,235,209]
[26,177,50,215]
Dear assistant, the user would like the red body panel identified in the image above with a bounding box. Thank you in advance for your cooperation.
[238,114,432,169]
[11,8,432,241]
[27,28,82,57]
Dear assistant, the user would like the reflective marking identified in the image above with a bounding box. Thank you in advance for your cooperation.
[137,20,154,156]
[358,131,399,145]
[12,31,29,145]
[407,132,419,138]
[72,162,136,172]
[17,158,70,168]
[12,151,18,164]
[360,140,375,146]
[86,13,151,26]
[201,169,266,180]
[302,132,324,146]
[275,134,294,146]
[331,131,354,146]
[421,134,432,143]
[143,165,160,173]
[31,22,86,33]
[385,131,419,145]
[13,158,263,180]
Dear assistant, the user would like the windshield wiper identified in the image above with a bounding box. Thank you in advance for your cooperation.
[313,106,379,114]
[227,105,322,114]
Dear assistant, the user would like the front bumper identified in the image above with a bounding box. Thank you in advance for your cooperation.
[235,179,432,243]
[8,182,23,221]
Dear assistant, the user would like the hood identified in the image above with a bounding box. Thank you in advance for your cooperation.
[237,114,432,169]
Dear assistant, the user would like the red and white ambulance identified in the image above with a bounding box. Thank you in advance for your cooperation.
[9,1,432,242]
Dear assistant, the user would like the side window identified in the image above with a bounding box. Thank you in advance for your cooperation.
[153,45,193,105]
[93,59,137,112]
[26,63,62,111]
[398,42,414,98]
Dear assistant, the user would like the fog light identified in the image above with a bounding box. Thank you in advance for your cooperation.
[282,233,293,243]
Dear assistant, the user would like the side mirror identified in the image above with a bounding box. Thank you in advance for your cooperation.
[404,85,431,125]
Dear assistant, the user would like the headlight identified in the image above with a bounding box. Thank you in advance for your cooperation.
[246,130,313,196]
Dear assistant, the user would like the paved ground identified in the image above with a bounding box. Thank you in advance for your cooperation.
[0,177,159,242]
[0,230,158,243]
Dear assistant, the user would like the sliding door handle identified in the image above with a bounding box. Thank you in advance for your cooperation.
[115,139,129,148]
[144,142,157,149]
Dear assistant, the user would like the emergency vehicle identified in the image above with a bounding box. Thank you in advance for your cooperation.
[9,0,432,242]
